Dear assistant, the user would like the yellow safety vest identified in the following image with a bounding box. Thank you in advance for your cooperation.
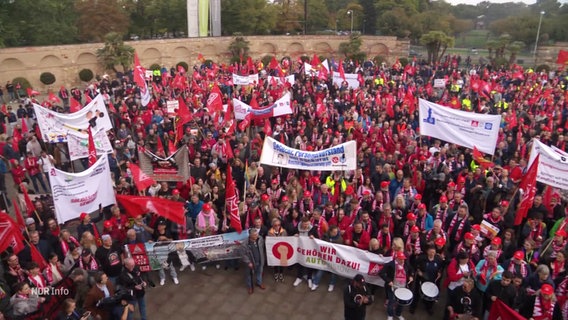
[463,99,471,110]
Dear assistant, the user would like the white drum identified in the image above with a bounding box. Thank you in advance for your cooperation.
[394,288,413,306]
[420,282,439,301]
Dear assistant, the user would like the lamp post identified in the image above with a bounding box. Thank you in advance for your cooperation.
[533,11,545,64]
[347,10,353,34]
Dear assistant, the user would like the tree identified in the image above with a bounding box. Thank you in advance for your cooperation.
[228,37,251,61]
[507,41,525,64]
[338,33,366,62]
[359,0,377,35]
[76,0,130,42]
[420,31,454,64]
[96,32,135,73]
[221,0,278,35]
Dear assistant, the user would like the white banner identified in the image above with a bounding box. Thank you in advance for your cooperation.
[232,73,259,86]
[529,139,568,190]
[434,79,447,88]
[267,75,295,85]
[260,137,357,171]
[232,93,292,120]
[166,100,179,115]
[332,73,360,89]
[48,156,116,223]
[34,94,113,143]
[266,237,392,286]
[418,99,501,155]
[67,128,113,161]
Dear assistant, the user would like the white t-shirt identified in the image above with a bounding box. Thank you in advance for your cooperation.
[39,155,54,173]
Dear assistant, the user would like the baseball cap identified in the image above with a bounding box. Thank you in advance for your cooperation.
[492,237,502,245]
[172,189,180,195]
[25,218,35,225]
[406,213,416,221]
[103,220,113,229]
[464,232,475,240]
[472,224,481,231]
[79,212,88,221]
[439,196,448,203]
[447,181,456,188]
[414,194,422,200]
[410,226,420,233]
[556,229,567,238]
[541,284,554,295]
[395,251,407,260]
[380,181,389,188]
[363,190,371,196]
[513,251,524,260]
[418,203,426,210]
[435,237,446,246]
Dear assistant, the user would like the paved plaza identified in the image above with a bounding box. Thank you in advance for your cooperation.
[144,266,443,320]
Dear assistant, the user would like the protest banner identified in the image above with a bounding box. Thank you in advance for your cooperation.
[125,231,250,271]
[419,99,501,155]
[166,100,180,115]
[33,94,113,143]
[137,145,190,182]
[232,93,292,120]
[265,236,392,286]
[67,127,113,161]
[48,156,115,223]
[529,139,568,190]
[332,73,360,89]
[232,73,259,86]
[268,75,295,85]
[480,220,500,238]
[433,79,447,88]
[260,137,357,171]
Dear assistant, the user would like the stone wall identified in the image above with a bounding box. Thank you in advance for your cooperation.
[537,42,568,66]
[0,35,409,89]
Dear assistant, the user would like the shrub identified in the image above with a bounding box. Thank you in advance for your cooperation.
[300,55,310,63]
[262,55,274,68]
[399,57,409,67]
[203,59,214,68]
[78,69,94,82]
[373,55,386,65]
[536,64,550,73]
[493,57,509,68]
[149,63,161,71]
[12,77,31,91]
[176,61,189,72]
[40,72,56,85]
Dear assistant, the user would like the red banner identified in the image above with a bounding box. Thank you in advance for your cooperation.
[0,213,26,254]
[116,195,185,225]
[488,299,525,320]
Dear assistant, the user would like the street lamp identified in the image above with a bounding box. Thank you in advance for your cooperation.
[533,11,545,64]
[347,10,353,34]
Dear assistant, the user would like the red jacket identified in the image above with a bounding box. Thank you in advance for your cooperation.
[344,228,371,250]
[443,257,476,288]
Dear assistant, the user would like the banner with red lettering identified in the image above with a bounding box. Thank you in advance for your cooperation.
[265,236,392,286]
[48,155,115,223]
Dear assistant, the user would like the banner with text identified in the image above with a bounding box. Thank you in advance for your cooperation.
[529,139,568,190]
[332,73,360,89]
[260,137,356,171]
[268,75,295,85]
[34,94,113,143]
[419,99,501,155]
[67,128,113,161]
[266,237,392,286]
[232,93,292,120]
[232,73,259,86]
[125,231,250,271]
[49,156,115,223]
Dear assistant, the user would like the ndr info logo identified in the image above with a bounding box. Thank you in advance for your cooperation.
[31,287,70,296]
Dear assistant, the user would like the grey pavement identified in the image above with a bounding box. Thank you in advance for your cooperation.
[144,266,445,320]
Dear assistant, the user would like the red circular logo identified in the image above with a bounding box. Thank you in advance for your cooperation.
[331,157,339,163]
[272,242,294,260]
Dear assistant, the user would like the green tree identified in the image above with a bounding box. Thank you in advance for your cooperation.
[420,31,454,64]
[76,0,130,42]
[96,32,135,73]
[507,41,525,64]
[228,37,251,61]
[221,0,278,35]
[338,34,366,62]
[359,0,377,35]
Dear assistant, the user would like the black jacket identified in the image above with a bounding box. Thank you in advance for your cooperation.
[379,260,414,289]
[484,279,516,311]
[343,282,372,320]
[447,285,483,318]
[118,266,145,298]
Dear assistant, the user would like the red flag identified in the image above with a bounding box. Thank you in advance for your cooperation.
[167,139,177,156]
[338,60,346,81]
[129,162,156,191]
[239,113,251,131]
[0,212,26,254]
[246,57,254,74]
[13,198,26,231]
[269,56,279,70]
[264,119,272,137]
[311,54,321,67]
[30,243,47,270]
[197,53,204,63]
[70,97,82,113]
[48,92,61,103]
[20,183,35,217]
[26,88,40,97]
[20,118,28,135]
[556,50,568,65]
[177,97,192,123]
[472,146,495,170]
[488,299,525,320]
[87,126,97,167]
[207,84,223,114]
[156,136,165,156]
[12,126,21,151]
[133,52,151,106]
[177,65,186,74]
[116,195,185,225]
[515,155,540,226]
[226,165,242,233]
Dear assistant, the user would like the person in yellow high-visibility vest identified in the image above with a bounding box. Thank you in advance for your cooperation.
[463,97,472,111]
[325,171,347,202]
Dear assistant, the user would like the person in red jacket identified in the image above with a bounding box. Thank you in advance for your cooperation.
[444,251,477,294]
[344,221,370,250]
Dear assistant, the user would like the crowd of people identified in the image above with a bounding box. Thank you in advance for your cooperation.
[0,53,567,320]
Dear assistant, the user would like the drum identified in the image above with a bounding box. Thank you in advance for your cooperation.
[394,288,413,306]
[420,282,439,301]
